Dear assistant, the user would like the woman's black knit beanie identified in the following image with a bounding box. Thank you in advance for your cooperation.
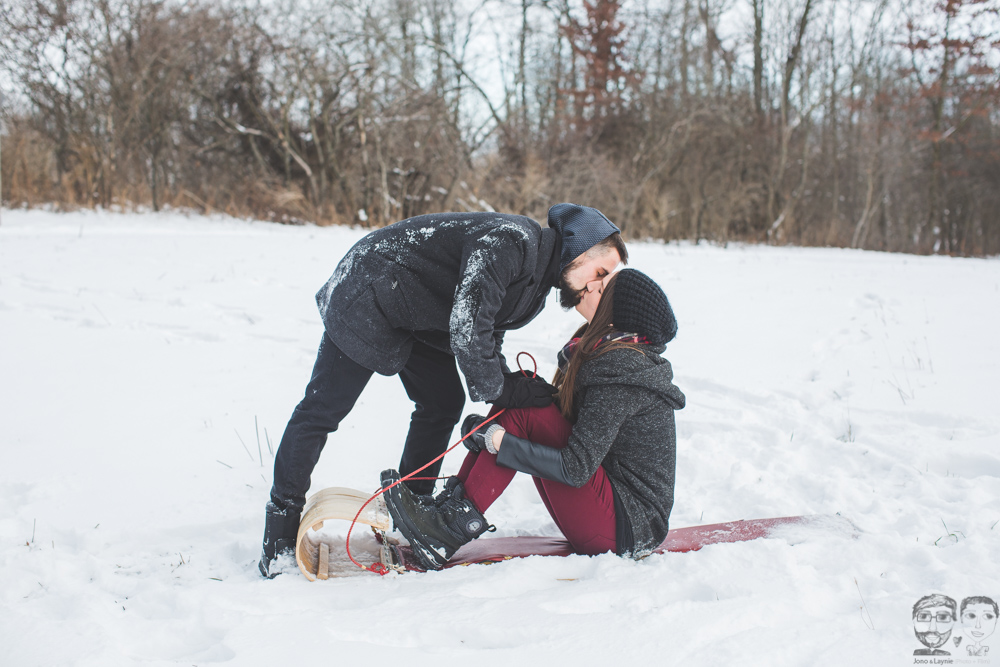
[611,269,677,345]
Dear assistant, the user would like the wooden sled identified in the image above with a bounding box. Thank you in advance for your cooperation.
[295,487,391,581]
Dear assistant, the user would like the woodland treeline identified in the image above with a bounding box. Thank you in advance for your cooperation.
[1,0,998,254]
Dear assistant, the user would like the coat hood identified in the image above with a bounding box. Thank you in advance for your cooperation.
[576,344,686,410]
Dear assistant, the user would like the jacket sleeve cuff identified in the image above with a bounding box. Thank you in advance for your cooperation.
[495,433,576,486]
[470,374,504,403]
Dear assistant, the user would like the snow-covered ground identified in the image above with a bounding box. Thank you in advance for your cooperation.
[1,208,998,666]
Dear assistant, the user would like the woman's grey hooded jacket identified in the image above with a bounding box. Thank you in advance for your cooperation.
[497,344,686,556]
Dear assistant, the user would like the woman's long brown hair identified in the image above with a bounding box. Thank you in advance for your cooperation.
[551,273,647,422]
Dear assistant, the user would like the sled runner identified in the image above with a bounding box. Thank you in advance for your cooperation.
[296,487,856,578]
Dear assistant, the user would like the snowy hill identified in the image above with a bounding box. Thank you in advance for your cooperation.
[1,208,998,665]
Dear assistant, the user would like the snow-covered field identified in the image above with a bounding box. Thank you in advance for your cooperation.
[1,208,998,666]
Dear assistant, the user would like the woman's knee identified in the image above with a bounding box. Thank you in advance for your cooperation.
[496,406,530,434]
[498,404,570,445]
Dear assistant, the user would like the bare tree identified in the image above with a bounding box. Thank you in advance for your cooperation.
[3,0,999,254]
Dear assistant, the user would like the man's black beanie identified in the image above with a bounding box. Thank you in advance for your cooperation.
[547,203,621,271]
[612,269,677,345]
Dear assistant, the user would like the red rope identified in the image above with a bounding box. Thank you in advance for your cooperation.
[344,409,505,574]
[342,351,539,575]
[516,351,538,379]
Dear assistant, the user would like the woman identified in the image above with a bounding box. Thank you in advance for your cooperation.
[381,268,686,570]
[962,596,997,657]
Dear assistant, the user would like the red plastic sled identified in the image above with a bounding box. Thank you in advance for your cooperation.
[393,514,856,571]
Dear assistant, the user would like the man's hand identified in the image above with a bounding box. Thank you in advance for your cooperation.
[491,372,557,409]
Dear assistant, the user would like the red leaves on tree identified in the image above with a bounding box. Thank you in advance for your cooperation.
[562,0,637,126]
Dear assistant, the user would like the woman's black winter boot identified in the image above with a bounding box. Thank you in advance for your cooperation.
[380,470,492,570]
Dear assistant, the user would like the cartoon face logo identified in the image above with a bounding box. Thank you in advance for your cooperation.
[912,594,957,655]
[961,596,998,656]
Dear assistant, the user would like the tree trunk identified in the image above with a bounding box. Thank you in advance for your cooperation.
[782,0,814,119]
[752,0,764,115]
[680,0,692,102]
[519,0,529,130]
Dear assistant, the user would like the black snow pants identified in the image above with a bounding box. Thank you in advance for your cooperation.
[270,333,466,510]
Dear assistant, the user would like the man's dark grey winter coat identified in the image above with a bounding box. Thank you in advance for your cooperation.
[316,212,560,402]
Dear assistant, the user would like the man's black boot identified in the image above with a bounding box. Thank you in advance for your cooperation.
[258,501,300,578]
[380,470,491,570]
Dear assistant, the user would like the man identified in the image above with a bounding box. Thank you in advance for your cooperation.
[259,203,628,577]
[912,594,957,655]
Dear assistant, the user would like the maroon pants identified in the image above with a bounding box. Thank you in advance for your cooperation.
[456,404,617,555]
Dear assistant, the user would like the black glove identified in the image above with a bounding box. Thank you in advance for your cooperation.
[491,372,557,409]
[461,414,488,453]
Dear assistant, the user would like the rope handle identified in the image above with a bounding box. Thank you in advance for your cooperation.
[516,351,538,379]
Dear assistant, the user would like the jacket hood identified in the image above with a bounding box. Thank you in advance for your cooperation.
[576,344,686,410]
